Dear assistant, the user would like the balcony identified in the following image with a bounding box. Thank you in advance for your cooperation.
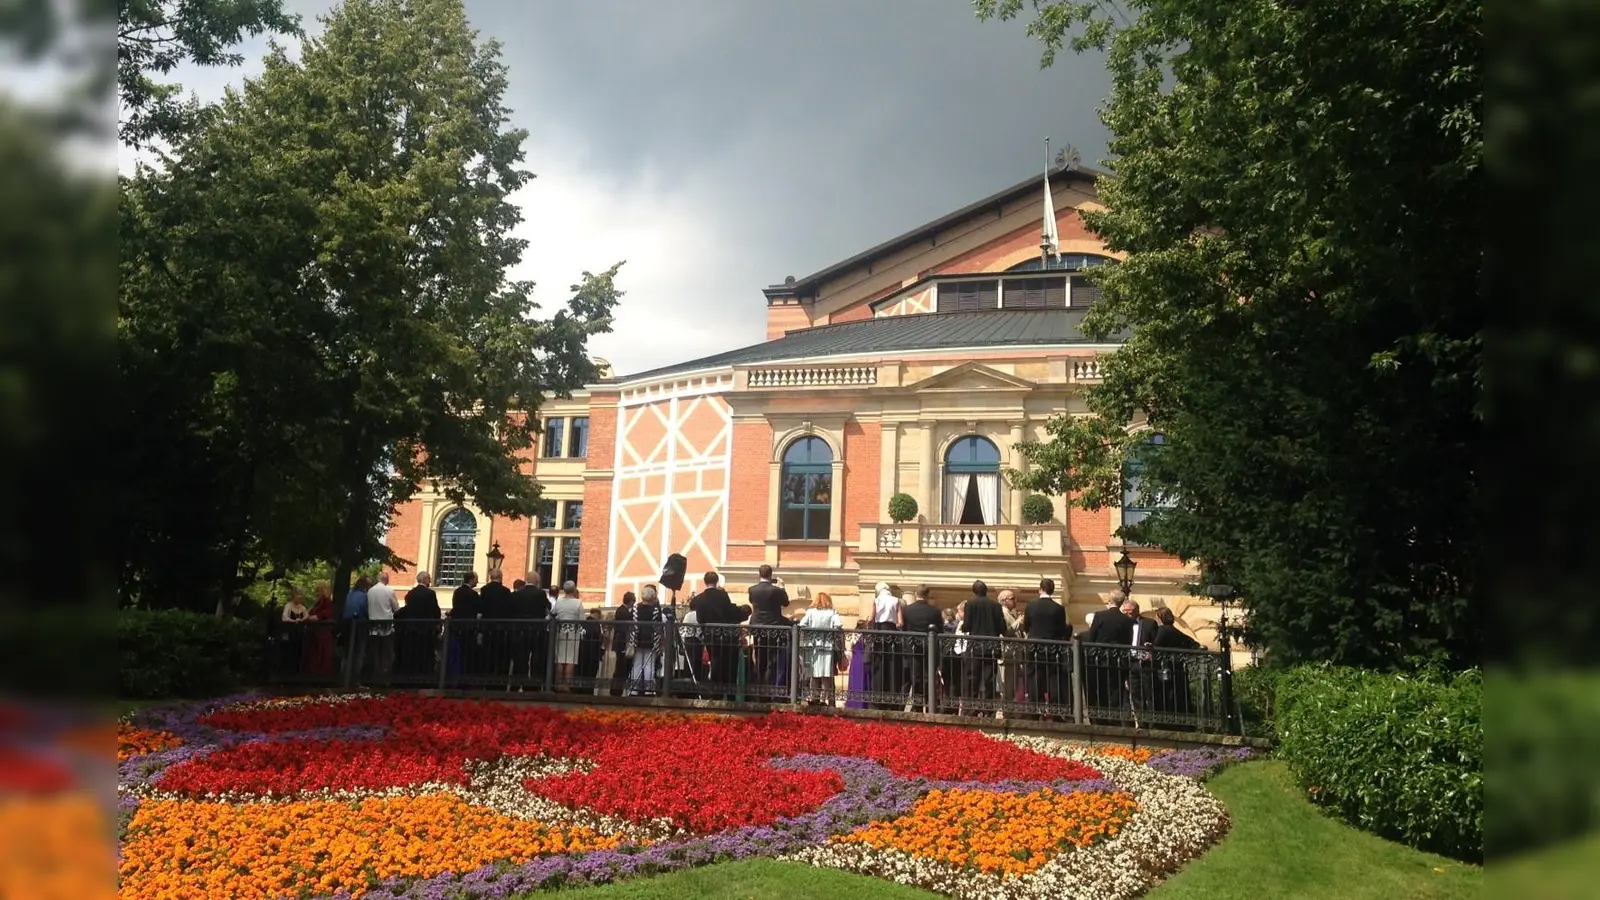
[859,522,1067,556]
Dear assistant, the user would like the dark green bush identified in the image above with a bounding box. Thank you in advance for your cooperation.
[1232,664,1286,740]
[1020,493,1055,525]
[119,609,267,698]
[887,492,919,524]
[1485,672,1600,857]
[1277,665,1482,862]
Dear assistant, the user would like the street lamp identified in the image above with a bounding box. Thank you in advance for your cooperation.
[1205,582,1238,735]
[1113,547,1137,598]
[485,542,505,572]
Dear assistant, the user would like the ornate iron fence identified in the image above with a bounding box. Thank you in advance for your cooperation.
[265,617,1232,733]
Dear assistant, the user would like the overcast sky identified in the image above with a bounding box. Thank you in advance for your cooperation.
[124,0,1111,376]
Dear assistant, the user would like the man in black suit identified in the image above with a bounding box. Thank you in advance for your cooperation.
[449,572,481,678]
[509,573,550,686]
[692,572,745,697]
[1021,578,1072,718]
[901,585,944,712]
[746,565,790,697]
[607,590,637,696]
[1122,598,1159,724]
[394,571,442,678]
[478,569,514,687]
[1082,593,1129,722]
[959,580,1008,717]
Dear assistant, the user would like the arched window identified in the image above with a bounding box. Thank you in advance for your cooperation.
[779,437,833,540]
[1006,253,1115,272]
[944,436,1001,525]
[434,507,478,587]
[1122,433,1173,533]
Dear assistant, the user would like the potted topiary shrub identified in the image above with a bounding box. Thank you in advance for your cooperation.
[1021,493,1055,525]
[887,492,918,523]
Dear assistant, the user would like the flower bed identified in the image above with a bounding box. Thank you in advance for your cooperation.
[118,694,1250,899]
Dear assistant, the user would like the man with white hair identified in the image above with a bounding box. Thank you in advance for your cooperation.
[366,572,400,685]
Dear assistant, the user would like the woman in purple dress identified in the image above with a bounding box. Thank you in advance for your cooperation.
[845,625,869,709]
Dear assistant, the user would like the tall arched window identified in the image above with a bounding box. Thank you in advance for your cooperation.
[779,437,833,540]
[1122,433,1172,533]
[434,507,478,587]
[944,436,1001,525]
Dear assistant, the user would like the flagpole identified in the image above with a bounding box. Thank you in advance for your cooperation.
[1042,137,1052,268]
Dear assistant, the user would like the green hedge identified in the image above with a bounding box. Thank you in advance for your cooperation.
[1231,664,1286,740]
[1277,665,1482,862]
[1485,672,1600,857]
[119,609,267,699]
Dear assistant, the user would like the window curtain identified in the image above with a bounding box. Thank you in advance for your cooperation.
[945,473,970,524]
[974,473,1000,525]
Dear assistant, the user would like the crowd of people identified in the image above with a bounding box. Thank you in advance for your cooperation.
[270,566,1214,727]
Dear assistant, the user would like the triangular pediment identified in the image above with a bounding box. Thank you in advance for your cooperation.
[911,362,1036,393]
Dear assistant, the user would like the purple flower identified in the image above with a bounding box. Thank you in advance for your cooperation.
[1146,746,1254,778]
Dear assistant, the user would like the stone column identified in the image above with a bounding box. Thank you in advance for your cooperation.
[918,421,936,522]
[1008,422,1025,525]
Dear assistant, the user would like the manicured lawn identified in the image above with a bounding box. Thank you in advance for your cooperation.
[535,858,938,898]
[540,760,1481,900]
[1148,761,1481,900]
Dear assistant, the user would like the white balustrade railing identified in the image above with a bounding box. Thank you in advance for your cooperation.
[747,366,879,388]
[1071,359,1103,381]
[922,526,998,551]
[877,528,902,551]
[1016,529,1046,551]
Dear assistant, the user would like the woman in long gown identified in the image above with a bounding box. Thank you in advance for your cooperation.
[305,583,336,677]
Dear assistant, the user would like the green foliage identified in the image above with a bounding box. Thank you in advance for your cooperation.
[1148,761,1481,899]
[1231,664,1285,741]
[1276,666,1482,862]
[1020,493,1055,525]
[117,0,622,612]
[119,609,266,698]
[886,492,919,523]
[980,0,1481,670]
[118,0,302,147]
[1484,672,1600,857]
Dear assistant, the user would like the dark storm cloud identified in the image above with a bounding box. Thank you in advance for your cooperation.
[477,0,1110,280]
[142,0,1111,374]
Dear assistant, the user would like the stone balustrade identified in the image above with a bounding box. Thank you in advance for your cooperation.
[861,522,1066,556]
[746,365,879,388]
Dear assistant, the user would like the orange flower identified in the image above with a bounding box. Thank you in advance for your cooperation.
[118,793,625,900]
[1087,745,1157,764]
[834,788,1138,877]
[0,792,117,900]
[117,725,182,761]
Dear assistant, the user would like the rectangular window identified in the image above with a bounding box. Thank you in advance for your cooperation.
[568,416,589,459]
[563,501,584,530]
[1069,274,1103,308]
[1002,276,1067,309]
[560,537,581,585]
[542,418,565,457]
[536,502,558,530]
[535,537,555,587]
[937,280,999,313]
[1121,435,1174,540]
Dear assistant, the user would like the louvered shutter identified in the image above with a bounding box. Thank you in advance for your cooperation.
[1069,274,1103,308]
[938,280,999,313]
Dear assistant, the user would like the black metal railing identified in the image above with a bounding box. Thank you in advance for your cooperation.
[266,617,1232,733]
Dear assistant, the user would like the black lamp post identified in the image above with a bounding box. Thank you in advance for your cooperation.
[486,541,505,573]
[1113,547,1137,598]
[1205,582,1239,735]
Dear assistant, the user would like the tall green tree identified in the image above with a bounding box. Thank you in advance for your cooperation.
[119,0,301,146]
[979,0,1481,669]
[119,0,621,610]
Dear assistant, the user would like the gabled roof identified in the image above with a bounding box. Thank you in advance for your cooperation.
[763,165,1105,302]
[617,307,1122,383]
